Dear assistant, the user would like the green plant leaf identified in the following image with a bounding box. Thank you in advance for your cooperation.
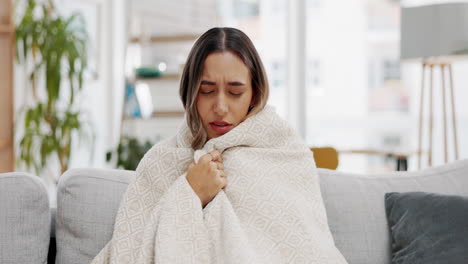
[107,136,156,170]
[15,0,92,176]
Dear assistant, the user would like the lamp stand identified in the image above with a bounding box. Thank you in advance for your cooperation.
[418,62,459,169]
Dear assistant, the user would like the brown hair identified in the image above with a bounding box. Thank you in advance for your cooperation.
[179,27,269,149]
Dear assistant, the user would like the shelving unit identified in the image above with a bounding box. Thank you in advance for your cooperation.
[0,0,14,172]
[132,73,185,116]
[0,139,11,149]
[121,33,199,143]
[0,25,14,33]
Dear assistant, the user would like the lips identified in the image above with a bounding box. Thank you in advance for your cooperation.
[209,120,233,134]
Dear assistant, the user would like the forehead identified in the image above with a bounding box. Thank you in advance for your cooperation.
[202,51,250,79]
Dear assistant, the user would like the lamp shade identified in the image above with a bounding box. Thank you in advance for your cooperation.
[401,3,468,60]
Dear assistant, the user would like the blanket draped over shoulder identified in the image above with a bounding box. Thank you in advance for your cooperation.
[91,106,348,264]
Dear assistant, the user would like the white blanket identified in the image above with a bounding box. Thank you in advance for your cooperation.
[91,106,348,264]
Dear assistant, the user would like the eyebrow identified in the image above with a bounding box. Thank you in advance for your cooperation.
[200,80,245,86]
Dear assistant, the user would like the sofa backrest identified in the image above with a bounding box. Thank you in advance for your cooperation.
[55,159,468,264]
[0,172,50,264]
[55,168,135,264]
[318,159,468,264]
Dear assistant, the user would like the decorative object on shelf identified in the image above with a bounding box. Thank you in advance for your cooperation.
[15,0,93,180]
[135,66,162,78]
[135,73,180,81]
[106,136,158,170]
[401,3,468,168]
[134,82,154,119]
[123,82,142,118]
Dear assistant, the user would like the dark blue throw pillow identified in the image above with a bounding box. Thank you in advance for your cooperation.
[385,192,468,264]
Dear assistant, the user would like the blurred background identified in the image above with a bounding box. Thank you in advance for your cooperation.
[1,0,468,186]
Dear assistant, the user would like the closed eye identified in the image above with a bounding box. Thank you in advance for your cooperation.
[200,80,215,95]
[200,90,214,95]
[230,92,243,97]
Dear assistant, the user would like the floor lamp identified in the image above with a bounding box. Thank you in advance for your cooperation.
[401,3,467,168]
[418,61,459,168]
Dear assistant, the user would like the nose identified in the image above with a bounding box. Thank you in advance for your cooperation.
[213,93,228,116]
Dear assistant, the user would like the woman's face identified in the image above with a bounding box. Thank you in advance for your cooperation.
[196,51,254,140]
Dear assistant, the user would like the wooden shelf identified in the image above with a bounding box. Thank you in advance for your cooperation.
[0,25,14,34]
[123,110,185,120]
[135,73,180,81]
[152,111,184,118]
[130,34,199,44]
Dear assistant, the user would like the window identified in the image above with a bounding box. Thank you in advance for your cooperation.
[383,60,400,81]
[305,0,409,172]
[308,59,321,87]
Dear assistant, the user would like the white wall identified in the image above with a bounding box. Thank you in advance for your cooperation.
[60,0,127,171]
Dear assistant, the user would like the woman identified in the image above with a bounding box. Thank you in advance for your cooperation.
[181,27,268,209]
[91,27,347,264]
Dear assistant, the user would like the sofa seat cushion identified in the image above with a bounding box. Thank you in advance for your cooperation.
[385,192,468,264]
[0,172,50,264]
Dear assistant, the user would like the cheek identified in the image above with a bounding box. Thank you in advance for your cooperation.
[242,97,252,109]
[236,94,253,118]
[196,97,209,121]
[243,91,254,109]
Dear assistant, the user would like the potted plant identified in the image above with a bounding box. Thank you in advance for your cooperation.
[106,136,157,171]
[15,0,92,182]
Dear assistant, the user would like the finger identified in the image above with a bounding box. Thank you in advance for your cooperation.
[211,149,223,162]
[189,162,195,169]
[216,162,224,171]
[210,161,217,170]
[215,169,225,178]
[217,151,224,162]
[220,176,227,189]
[209,150,221,162]
[219,170,226,178]
[200,153,213,163]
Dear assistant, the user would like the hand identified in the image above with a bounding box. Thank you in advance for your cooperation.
[186,149,226,208]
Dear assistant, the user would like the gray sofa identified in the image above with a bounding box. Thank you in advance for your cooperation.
[1,159,468,264]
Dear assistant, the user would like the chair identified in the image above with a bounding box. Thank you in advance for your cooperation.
[310,147,339,170]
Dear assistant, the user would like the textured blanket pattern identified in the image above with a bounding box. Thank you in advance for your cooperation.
[91,106,348,264]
